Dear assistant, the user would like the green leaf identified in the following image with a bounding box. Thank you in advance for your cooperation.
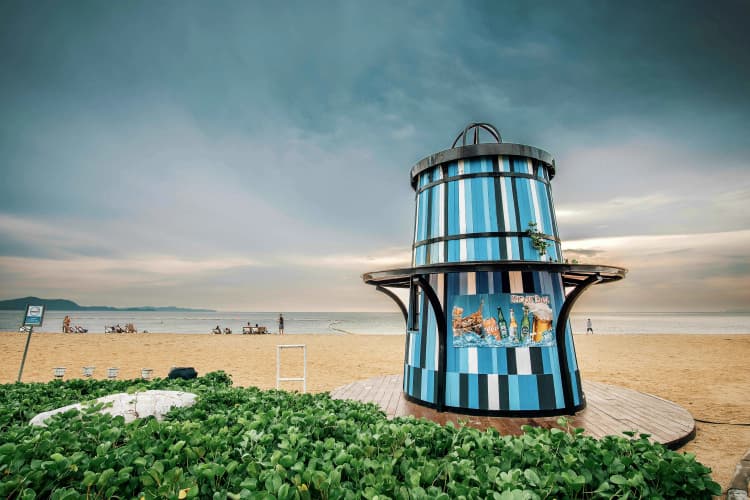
[170,440,186,453]
[277,483,291,500]
[610,474,627,485]
[152,461,165,475]
[97,468,115,487]
[523,468,540,486]
[407,469,421,487]
[82,470,97,487]
[0,373,723,500]
[0,443,16,455]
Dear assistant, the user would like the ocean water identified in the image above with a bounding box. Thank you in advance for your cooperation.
[0,310,748,335]
[568,312,750,335]
[0,311,405,335]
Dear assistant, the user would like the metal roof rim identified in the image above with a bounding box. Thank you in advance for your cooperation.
[410,143,556,189]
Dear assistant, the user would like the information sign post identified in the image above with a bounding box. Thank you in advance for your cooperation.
[17,304,45,382]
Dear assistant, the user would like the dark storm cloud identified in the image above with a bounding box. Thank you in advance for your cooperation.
[0,0,748,310]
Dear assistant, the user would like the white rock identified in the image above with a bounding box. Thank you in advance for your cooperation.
[29,390,197,427]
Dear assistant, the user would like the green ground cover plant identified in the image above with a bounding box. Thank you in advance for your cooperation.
[0,373,720,499]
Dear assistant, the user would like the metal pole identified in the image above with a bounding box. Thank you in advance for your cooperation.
[276,345,280,389]
[17,326,33,382]
[303,345,307,393]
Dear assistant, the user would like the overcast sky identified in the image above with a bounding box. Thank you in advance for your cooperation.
[1,0,748,312]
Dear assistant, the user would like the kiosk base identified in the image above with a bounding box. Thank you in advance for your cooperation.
[331,375,695,449]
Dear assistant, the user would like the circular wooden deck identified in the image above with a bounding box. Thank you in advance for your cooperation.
[330,375,695,449]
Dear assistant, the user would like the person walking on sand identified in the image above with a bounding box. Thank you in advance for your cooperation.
[278,313,284,335]
[62,315,71,333]
[586,318,594,334]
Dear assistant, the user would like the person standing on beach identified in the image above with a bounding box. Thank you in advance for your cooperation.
[62,315,71,333]
[278,314,284,335]
[586,318,594,334]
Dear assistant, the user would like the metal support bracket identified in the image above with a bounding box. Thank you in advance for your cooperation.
[555,273,602,413]
[415,275,448,412]
[375,285,408,324]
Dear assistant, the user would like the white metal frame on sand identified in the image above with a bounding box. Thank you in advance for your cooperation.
[276,344,307,393]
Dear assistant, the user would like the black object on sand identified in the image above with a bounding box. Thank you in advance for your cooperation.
[168,367,198,379]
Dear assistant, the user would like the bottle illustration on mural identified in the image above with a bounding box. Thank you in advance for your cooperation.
[363,123,626,416]
[497,306,508,340]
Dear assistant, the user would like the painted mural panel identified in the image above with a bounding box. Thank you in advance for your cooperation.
[451,293,555,348]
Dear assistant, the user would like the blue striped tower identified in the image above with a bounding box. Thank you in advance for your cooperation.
[364,123,626,416]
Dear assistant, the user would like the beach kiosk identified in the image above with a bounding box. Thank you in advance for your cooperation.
[363,123,626,416]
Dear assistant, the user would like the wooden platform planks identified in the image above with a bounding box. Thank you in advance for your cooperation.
[330,376,695,449]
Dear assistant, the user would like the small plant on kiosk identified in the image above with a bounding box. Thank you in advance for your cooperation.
[527,221,549,256]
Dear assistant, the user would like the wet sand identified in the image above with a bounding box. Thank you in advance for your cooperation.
[1,332,748,489]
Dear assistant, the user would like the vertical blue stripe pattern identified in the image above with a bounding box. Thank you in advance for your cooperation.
[421,271,577,412]
[411,333,420,367]
[468,374,479,408]
[508,376,520,409]
[445,372,460,407]
[417,236,563,264]
[462,179,473,236]
[425,302,436,370]
[404,269,584,413]
[465,157,493,174]
[502,177,518,232]
[416,190,428,241]
[515,177,534,233]
[485,177,498,232]
[415,163,558,265]
[446,161,459,177]
[518,376,539,411]
[500,155,511,172]
[427,187,436,239]
[414,246,426,266]
[538,181,555,239]
[404,153,586,414]
[447,181,459,236]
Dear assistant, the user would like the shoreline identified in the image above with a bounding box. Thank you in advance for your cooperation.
[3,309,750,336]
[1,332,748,489]
[5,330,750,336]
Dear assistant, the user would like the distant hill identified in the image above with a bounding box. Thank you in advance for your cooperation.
[0,297,215,312]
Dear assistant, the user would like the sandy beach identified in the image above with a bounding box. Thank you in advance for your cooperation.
[1,331,748,489]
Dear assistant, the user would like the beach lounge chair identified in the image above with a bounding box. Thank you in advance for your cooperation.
[242,325,268,334]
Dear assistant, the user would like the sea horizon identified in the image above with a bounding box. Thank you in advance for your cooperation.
[1,310,748,335]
